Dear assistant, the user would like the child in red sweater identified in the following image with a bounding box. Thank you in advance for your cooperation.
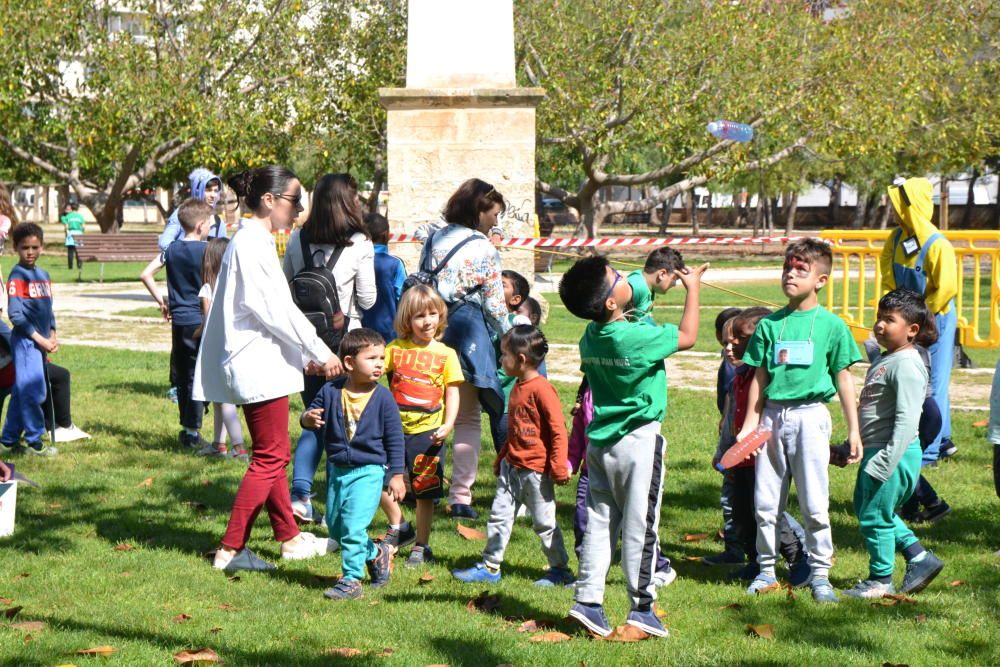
[452,325,573,586]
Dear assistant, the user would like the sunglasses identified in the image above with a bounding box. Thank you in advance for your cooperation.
[273,192,303,210]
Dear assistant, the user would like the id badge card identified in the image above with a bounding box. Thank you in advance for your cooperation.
[774,340,813,366]
[901,236,920,257]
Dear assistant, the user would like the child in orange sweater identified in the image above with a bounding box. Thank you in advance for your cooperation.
[452,325,573,586]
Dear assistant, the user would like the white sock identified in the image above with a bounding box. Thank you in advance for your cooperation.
[911,551,928,564]
[389,523,401,530]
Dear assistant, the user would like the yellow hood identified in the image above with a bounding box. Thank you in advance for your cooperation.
[887,177,936,238]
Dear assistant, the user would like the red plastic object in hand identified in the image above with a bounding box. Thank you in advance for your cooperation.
[716,430,772,471]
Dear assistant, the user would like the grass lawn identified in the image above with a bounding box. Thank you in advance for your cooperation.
[0,255,150,284]
[0,345,997,666]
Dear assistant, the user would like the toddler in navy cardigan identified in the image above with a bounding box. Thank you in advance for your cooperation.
[301,328,405,600]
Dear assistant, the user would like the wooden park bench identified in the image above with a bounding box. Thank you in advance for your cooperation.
[75,232,161,281]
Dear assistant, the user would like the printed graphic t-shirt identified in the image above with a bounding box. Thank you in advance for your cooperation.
[342,387,375,442]
[580,319,679,448]
[385,338,463,434]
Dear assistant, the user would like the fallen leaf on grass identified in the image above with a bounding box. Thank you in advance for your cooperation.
[949,580,964,587]
[466,591,501,614]
[322,648,363,657]
[881,663,909,667]
[746,624,775,640]
[173,614,193,623]
[784,583,797,601]
[183,501,208,511]
[914,614,927,623]
[378,648,394,656]
[602,624,649,642]
[653,606,667,620]
[683,533,709,542]
[3,606,22,619]
[137,477,154,488]
[973,419,988,428]
[9,621,45,632]
[752,582,782,595]
[456,523,487,541]
[313,574,340,583]
[0,598,10,605]
[47,503,64,510]
[719,603,743,611]
[226,576,240,583]
[517,619,557,633]
[77,646,116,655]
[173,648,222,664]
[681,556,702,562]
[209,627,223,634]
[883,593,917,604]
[120,571,133,577]
[113,543,134,552]
[13,573,29,581]
[216,604,239,612]
[418,574,435,585]
[529,631,572,643]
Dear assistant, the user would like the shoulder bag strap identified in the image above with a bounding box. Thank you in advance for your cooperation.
[430,233,478,277]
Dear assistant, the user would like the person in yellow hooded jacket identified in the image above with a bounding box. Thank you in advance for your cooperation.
[879,177,957,523]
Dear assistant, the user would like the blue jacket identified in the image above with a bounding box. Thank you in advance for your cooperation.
[6,264,55,339]
[361,244,405,343]
[307,378,405,475]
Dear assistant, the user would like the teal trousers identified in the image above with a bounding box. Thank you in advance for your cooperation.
[853,443,921,578]
[326,464,383,582]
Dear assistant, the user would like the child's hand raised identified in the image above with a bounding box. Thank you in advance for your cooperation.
[301,408,325,430]
[673,262,709,290]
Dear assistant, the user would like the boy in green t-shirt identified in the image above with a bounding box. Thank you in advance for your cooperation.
[60,202,86,270]
[625,246,685,322]
[737,238,863,603]
[559,254,706,638]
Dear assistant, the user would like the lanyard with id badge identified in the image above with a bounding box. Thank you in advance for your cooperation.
[774,309,818,367]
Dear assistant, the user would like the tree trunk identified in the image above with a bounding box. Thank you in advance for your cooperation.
[687,191,699,235]
[961,168,978,228]
[863,193,878,228]
[785,191,798,234]
[657,194,677,234]
[753,194,763,236]
[829,176,842,226]
[939,176,950,230]
[850,190,867,229]
[878,194,892,229]
[705,191,713,229]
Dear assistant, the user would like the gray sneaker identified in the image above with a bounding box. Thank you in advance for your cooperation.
[26,442,57,457]
[810,577,839,603]
[900,551,944,594]
[405,544,435,568]
[843,579,895,599]
[196,442,226,457]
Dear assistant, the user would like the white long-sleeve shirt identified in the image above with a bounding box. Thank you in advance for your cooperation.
[282,229,376,324]
[193,220,331,405]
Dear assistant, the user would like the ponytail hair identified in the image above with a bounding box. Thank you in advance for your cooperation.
[502,324,549,368]
[227,165,297,211]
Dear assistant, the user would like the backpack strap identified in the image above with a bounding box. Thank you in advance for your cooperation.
[300,228,314,269]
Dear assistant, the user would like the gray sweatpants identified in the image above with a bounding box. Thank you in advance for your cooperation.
[575,421,665,611]
[755,401,833,579]
[482,460,569,570]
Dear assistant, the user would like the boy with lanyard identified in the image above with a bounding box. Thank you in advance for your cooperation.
[559,255,706,638]
[737,238,863,603]
[625,246,685,323]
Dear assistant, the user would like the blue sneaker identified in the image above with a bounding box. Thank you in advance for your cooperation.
[452,562,501,584]
[324,578,363,600]
[366,541,393,588]
[728,562,760,582]
[534,566,575,587]
[568,602,612,638]
[900,551,944,594]
[746,572,778,595]
[291,496,316,523]
[810,577,839,603]
[789,558,811,588]
[626,607,669,638]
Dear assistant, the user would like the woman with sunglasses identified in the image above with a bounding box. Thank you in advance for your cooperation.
[194,165,342,572]
[281,173,376,523]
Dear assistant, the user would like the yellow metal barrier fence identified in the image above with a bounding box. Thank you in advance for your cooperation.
[820,230,1000,348]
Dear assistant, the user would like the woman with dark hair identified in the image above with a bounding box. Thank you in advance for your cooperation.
[194,165,341,572]
[281,172,376,522]
[420,178,510,521]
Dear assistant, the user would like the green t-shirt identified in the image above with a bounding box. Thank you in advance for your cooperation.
[580,319,679,447]
[626,270,653,322]
[743,305,861,403]
[61,212,85,247]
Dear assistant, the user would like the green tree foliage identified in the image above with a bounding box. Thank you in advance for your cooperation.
[0,0,308,231]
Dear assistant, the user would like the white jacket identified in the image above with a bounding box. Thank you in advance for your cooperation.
[282,229,376,323]
[193,221,331,405]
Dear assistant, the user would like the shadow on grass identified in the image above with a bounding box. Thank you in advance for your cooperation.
[95,380,170,400]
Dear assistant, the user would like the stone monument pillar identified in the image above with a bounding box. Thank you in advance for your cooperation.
[379,0,544,278]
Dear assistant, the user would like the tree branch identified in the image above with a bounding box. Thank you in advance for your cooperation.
[210,0,287,93]
[0,135,72,181]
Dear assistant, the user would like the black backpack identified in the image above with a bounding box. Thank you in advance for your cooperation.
[401,231,480,295]
[289,230,348,352]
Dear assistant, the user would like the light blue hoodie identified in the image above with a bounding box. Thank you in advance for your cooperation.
[158,167,228,252]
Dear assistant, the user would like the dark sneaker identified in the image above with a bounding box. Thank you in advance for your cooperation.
[900,551,944,594]
[366,541,393,588]
[218,548,276,573]
[0,441,18,455]
[179,430,209,450]
[843,579,895,599]
[789,558,812,588]
[26,441,57,457]
[810,577,839,603]
[568,602,612,638]
[898,508,924,523]
[701,551,745,566]
[727,562,761,582]
[626,607,669,637]
[449,503,479,519]
[324,578,363,600]
[196,441,226,457]
[229,446,250,463]
[453,562,501,584]
[921,500,952,524]
[534,566,575,587]
[405,544,435,568]
[383,524,417,552]
[938,439,958,459]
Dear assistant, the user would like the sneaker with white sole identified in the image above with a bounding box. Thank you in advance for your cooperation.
[405,544,435,568]
[281,532,337,561]
[291,496,317,523]
[52,424,91,443]
[746,572,778,595]
[568,602,612,638]
[626,607,669,637]
[26,441,58,457]
[653,565,678,588]
[900,551,944,594]
[810,577,840,603]
[843,579,895,599]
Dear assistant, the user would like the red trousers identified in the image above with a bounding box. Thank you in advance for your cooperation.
[221,396,300,550]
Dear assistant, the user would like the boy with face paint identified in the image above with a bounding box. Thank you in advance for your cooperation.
[158,167,229,252]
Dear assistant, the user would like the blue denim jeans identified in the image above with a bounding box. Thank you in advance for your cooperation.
[291,374,328,500]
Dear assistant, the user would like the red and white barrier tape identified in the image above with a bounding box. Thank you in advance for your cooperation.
[386,234,804,248]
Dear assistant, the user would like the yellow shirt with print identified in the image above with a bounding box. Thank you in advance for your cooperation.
[342,387,375,442]
[385,338,463,434]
